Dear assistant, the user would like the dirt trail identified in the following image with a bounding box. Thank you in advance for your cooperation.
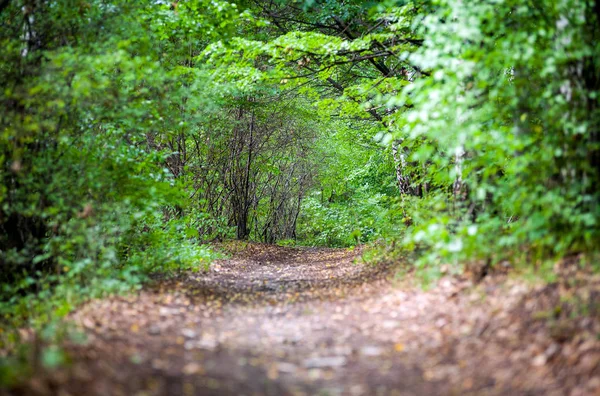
[9,244,600,395]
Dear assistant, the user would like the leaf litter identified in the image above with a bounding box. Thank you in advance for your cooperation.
[6,244,600,396]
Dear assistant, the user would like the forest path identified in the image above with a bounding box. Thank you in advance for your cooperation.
[14,244,600,395]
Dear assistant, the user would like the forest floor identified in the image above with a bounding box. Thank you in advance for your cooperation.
[7,243,600,396]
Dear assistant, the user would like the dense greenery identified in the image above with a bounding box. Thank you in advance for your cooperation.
[0,0,232,359]
[207,0,600,265]
[1,0,599,379]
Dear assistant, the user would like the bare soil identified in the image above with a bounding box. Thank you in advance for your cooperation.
[6,243,600,395]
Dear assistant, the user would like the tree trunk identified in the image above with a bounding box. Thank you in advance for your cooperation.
[392,139,414,195]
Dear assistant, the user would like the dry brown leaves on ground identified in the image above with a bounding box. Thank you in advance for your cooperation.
[4,244,600,396]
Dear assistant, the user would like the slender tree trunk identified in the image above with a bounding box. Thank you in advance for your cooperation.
[237,107,255,239]
[453,146,466,200]
[392,139,414,195]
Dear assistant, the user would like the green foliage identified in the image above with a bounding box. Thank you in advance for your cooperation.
[296,119,404,247]
[297,191,399,247]
[207,0,600,271]
[0,0,236,369]
[276,239,297,247]
[389,0,600,266]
